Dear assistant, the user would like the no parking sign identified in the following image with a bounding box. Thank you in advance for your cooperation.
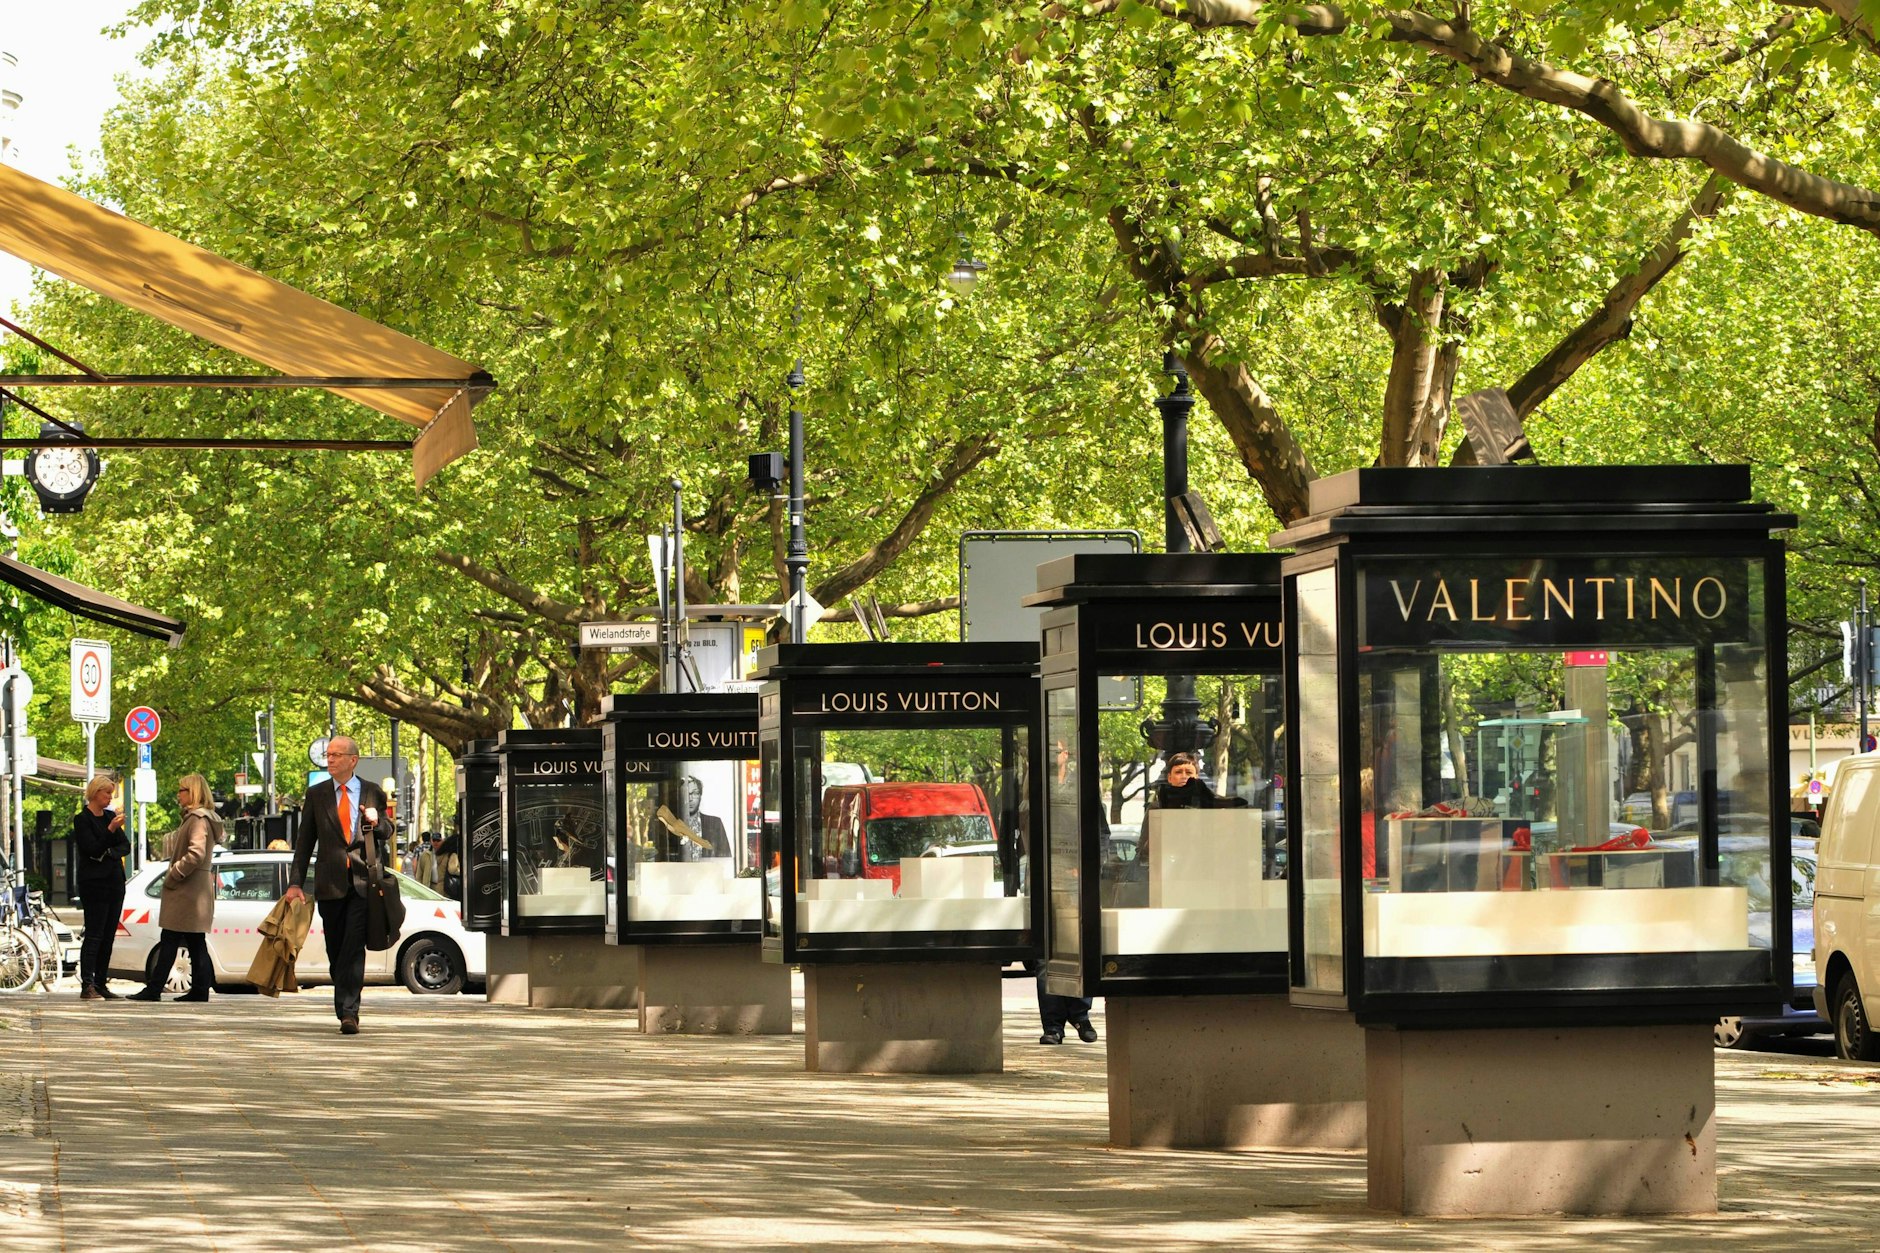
[126,706,162,745]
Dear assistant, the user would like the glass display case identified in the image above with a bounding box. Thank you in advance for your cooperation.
[455,738,501,934]
[602,692,764,944]
[755,643,1042,964]
[1274,465,1794,1028]
[497,728,606,936]
[1026,553,1287,998]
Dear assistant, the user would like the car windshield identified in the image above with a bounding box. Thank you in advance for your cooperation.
[393,871,445,900]
[864,815,995,865]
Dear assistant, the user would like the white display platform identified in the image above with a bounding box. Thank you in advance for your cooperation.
[899,855,1003,900]
[796,896,1028,933]
[1363,884,1749,957]
[1102,880,1287,954]
[517,866,606,917]
[628,861,763,921]
[1147,810,1264,908]
[804,878,893,901]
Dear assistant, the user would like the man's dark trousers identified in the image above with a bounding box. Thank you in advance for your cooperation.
[318,889,368,1021]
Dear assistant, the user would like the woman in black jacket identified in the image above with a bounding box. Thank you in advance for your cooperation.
[73,775,132,999]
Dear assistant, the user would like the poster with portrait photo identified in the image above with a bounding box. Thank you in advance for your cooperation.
[651,759,740,863]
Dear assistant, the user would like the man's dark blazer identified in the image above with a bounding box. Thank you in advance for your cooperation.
[292,776,392,900]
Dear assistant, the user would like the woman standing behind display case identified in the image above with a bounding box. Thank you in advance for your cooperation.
[73,775,131,999]
[1155,752,1244,810]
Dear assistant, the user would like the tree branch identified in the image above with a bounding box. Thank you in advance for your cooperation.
[1506,174,1729,419]
[435,550,585,625]
[810,434,1001,605]
[1114,2,1880,236]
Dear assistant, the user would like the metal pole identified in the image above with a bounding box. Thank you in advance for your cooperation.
[390,717,402,837]
[672,479,689,690]
[785,359,808,644]
[1154,351,1203,759]
[85,721,97,789]
[264,700,277,816]
[1862,579,1871,752]
[328,696,337,739]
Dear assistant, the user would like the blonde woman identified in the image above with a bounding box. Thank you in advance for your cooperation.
[129,774,225,1003]
[73,774,131,999]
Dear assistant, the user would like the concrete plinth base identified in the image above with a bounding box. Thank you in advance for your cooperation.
[639,945,792,1035]
[803,962,1002,1074]
[1106,995,1367,1150]
[485,934,640,1010]
[1366,1023,1716,1216]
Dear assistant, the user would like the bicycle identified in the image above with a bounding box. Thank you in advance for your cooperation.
[0,863,62,993]
[0,865,42,993]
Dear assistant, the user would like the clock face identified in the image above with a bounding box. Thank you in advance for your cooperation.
[30,447,92,496]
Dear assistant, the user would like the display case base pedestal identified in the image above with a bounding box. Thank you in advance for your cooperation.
[485,934,641,1010]
[639,944,792,1035]
[803,962,1002,1073]
[1366,1023,1716,1216]
[1106,994,1366,1150]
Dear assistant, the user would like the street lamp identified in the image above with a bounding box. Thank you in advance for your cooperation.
[945,234,987,296]
[1143,349,1210,761]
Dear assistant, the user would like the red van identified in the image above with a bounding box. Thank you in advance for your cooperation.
[820,782,997,891]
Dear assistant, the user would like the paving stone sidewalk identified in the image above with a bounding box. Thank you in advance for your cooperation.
[2,983,1877,1251]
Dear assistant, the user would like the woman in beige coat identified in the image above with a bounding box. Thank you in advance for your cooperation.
[129,774,224,1003]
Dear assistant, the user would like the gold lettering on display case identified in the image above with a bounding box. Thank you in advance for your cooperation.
[1362,558,1753,649]
[1134,619,1285,651]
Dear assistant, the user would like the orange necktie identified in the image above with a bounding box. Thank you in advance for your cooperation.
[339,787,352,845]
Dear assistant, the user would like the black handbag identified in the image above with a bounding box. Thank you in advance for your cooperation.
[363,827,405,951]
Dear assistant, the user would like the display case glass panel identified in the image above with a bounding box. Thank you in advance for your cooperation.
[1044,685,1081,976]
[1353,555,1774,999]
[499,730,606,935]
[1093,673,1285,976]
[1293,565,1344,999]
[604,695,763,944]
[756,644,1041,964]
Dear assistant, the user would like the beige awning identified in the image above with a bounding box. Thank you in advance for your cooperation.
[0,552,185,646]
[0,162,490,486]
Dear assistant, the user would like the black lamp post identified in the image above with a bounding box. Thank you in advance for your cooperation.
[1141,350,1209,758]
[785,356,809,644]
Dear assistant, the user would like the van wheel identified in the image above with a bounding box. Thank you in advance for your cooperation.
[1713,1016,1757,1050]
[1833,977,1880,1062]
[399,936,465,995]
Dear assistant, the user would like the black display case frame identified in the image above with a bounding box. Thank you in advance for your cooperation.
[455,738,501,934]
[602,691,764,946]
[755,642,1044,965]
[1274,465,1795,1029]
[1026,552,1289,999]
[496,727,607,937]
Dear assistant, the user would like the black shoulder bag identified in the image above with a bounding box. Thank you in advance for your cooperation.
[364,824,406,951]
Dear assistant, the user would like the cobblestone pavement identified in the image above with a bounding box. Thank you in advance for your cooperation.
[1,980,1877,1251]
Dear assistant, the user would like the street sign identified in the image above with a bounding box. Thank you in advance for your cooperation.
[579,621,659,649]
[235,772,248,787]
[125,705,162,744]
[5,668,33,726]
[234,783,263,796]
[309,737,329,768]
[16,735,36,776]
[70,639,111,723]
[133,767,157,803]
[138,743,152,769]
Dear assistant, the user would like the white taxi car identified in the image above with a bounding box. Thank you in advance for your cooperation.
[109,851,486,995]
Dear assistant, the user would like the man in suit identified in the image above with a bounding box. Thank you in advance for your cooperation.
[284,735,391,1035]
[659,774,731,862]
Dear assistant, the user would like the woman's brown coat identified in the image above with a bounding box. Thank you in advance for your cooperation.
[157,809,220,933]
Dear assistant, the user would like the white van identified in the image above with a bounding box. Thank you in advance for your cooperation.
[1812,754,1880,1059]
